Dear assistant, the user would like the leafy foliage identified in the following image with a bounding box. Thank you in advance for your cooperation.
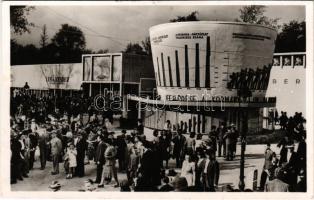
[235,6,280,30]
[275,20,305,52]
[170,11,199,22]
[40,25,49,48]
[51,24,86,63]
[141,37,152,55]
[10,6,35,35]
[124,42,146,55]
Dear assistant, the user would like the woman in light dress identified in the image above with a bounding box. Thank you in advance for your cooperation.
[180,154,196,187]
[66,143,77,179]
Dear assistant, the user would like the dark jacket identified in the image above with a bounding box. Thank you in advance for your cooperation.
[263,148,275,170]
[172,134,186,157]
[95,141,107,164]
[202,159,220,190]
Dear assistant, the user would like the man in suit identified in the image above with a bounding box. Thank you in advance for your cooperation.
[139,141,155,189]
[75,131,87,177]
[201,149,220,191]
[94,135,107,184]
[172,130,187,168]
[50,131,62,175]
[260,142,276,190]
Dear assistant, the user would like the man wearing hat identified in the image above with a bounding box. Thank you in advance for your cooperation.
[282,144,299,186]
[50,131,63,175]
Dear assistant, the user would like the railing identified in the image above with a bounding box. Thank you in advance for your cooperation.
[272,52,306,68]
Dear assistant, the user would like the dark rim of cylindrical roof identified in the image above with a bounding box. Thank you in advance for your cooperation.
[149,21,277,32]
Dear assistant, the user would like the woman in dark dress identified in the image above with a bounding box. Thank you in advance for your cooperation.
[159,131,171,169]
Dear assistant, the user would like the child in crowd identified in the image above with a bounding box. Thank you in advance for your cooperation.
[66,143,77,179]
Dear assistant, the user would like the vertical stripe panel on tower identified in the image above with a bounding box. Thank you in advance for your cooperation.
[175,50,180,87]
[195,43,200,87]
[161,53,166,86]
[167,56,173,87]
[205,36,211,88]
[185,45,189,87]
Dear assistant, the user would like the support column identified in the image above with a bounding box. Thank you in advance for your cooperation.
[89,83,92,97]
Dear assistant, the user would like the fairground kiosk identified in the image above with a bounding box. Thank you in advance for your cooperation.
[128,21,278,136]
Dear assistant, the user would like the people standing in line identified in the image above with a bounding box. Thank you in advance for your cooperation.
[259,142,276,191]
[50,131,63,175]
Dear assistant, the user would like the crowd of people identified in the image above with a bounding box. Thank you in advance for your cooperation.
[259,111,307,192]
[10,90,307,192]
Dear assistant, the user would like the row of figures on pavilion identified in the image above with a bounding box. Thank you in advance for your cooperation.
[227,65,272,90]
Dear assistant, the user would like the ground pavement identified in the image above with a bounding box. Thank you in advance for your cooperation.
[11,143,281,192]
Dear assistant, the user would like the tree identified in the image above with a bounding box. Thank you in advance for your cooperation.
[40,24,49,49]
[141,37,151,55]
[96,49,109,54]
[235,6,280,30]
[124,42,146,55]
[10,6,34,35]
[170,11,199,22]
[275,20,305,52]
[51,24,86,63]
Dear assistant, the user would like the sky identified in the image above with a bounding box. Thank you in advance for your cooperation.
[11,5,305,53]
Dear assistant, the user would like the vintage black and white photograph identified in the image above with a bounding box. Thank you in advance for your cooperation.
[2,1,313,196]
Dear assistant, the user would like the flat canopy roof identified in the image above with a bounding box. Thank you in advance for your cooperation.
[128,96,276,108]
